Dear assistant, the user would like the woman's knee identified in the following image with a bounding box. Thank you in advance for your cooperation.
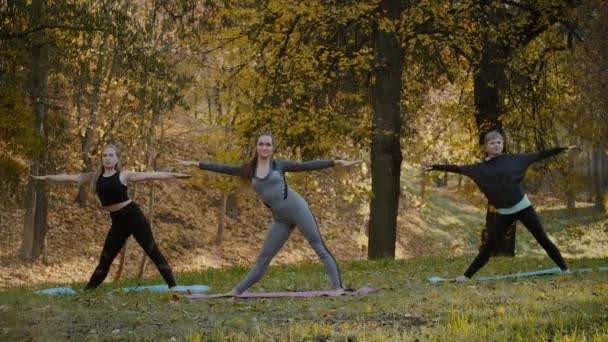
[311,243,331,258]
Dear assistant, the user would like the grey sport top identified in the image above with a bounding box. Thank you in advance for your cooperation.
[198,159,335,208]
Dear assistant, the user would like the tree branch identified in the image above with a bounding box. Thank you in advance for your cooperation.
[1,25,109,40]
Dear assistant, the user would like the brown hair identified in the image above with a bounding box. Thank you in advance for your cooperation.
[238,133,275,182]
[90,144,122,193]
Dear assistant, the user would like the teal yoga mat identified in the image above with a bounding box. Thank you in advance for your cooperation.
[429,266,608,283]
[36,284,210,295]
[35,287,78,295]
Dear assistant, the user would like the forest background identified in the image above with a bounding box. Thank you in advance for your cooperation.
[1,0,607,289]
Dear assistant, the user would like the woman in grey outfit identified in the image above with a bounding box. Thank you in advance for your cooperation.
[181,133,359,295]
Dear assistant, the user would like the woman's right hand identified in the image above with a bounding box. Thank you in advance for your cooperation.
[566,145,579,151]
[422,165,433,171]
[179,160,199,167]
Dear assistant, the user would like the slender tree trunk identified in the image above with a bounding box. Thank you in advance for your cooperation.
[113,182,138,281]
[566,153,576,211]
[75,38,109,207]
[368,0,403,259]
[593,145,605,212]
[226,193,240,219]
[113,242,128,281]
[587,148,594,202]
[20,0,49,261]
[419,169,427,201]
[214,83,239,244]
[216,193,228,245]
[115,97,150,280]
[194,89,199,119]
[137,183,155,278]
[137,84,164,277]
[603,151,608,191]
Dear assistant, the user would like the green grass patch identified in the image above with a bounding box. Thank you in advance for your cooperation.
[1,257,607,341]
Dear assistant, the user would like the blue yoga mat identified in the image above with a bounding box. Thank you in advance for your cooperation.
[429,266,608,283]
[36,284,210,295]
[35,287,78,295]
[120,285,210,293]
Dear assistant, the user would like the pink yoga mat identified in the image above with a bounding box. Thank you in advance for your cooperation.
[185,286,377,299]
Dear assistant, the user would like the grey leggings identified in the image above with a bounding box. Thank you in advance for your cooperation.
[235,207,342,293]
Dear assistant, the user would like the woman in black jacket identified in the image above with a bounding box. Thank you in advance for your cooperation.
[424,131,575,281]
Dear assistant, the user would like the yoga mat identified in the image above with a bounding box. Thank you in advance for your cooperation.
[36,284,210,295]
[35,287,78,295]
[120,284,210,293]
[185,286,377,299]
[429,266,608,283]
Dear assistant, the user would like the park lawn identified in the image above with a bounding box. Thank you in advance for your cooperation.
[1,256,607,341]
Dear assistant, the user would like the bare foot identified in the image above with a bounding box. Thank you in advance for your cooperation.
[455,275,470,282]
[222,289,241,297]
[332,288,346,296]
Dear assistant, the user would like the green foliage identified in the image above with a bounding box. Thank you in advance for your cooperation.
[0,85,38,156]
[0,85,40,202]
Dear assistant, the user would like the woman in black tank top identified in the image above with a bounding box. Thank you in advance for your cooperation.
[32,144,190,290]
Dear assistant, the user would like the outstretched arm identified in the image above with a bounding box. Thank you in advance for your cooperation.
[124,171,191,183]
[179,160,241,175]
[280,159,361,172]
[31,173,93,185]
[524,146,576,164]
[423,164,470,175]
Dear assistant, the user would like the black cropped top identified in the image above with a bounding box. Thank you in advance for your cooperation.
[96,171,130,206]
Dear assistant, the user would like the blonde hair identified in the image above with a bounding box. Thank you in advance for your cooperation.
[483,130,504,145]
[90,144,122,193]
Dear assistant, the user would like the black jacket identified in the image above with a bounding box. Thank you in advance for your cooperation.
[430,147,567,208]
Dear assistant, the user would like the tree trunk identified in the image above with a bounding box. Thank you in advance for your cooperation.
[216,193,228,246]
[75,38,109,207]
[433,171,448,187]
[593,145,605,212]
[473,53,505,144]
[113,242,128,281]
[473,50,516,255]
[566,153,576,211]
[226,193,240,219]
[603,150,608,191]
[368,0,403,259]
[587,148,594,202]
[114,182,139,281]
[483,207,516,256]
[136,82,165,277]
[137,183,155,278]
[20,0,49,262]
[419,169,427,201]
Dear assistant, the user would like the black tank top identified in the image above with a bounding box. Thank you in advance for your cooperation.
[96,171,130,206]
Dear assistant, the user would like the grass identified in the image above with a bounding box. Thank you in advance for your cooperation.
[2,187,606,341]
[1,256,607,341]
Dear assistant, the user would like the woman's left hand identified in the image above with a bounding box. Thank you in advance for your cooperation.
[335,160,362,167]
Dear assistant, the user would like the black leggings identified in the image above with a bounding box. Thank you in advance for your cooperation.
[464,205,568,278]
[84,202,176,290]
